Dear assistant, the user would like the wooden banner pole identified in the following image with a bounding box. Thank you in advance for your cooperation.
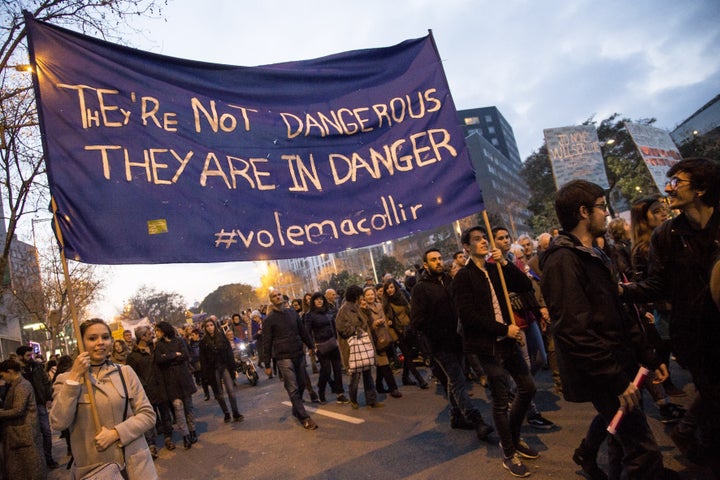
[481,211,522,343]
[51,197,102,433]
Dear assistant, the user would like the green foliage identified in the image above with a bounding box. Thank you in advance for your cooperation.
[593,114,660,204]
[520,113,663,234]
[199,283,256,317]
[375,254,405,280]
[519,145,558,235]
[319,270,364,294]
[678,130,720,159]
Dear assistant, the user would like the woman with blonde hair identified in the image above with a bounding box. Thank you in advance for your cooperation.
[111,338,130,365]
[362,286,402,398]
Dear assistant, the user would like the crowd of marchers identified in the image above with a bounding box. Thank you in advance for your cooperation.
[1,156,719,479]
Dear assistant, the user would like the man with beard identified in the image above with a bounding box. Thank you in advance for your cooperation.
[410,248,494,442]
[541,179,669,479]
[16,345,57,469]
[621,158,720,477]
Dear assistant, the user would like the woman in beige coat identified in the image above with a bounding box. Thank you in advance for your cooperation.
[362,287,402,398]
[51,318,157,480]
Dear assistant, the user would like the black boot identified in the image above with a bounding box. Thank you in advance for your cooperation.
[183,435,192,449]
[572,439,608,480]
[189,431,198,444]
[450,409,474,430]
[472,417,494,441]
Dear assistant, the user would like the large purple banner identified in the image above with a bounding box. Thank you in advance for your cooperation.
[26,16,482,264]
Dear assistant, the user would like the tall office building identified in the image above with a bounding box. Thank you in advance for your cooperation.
[670,93,720,145]
[268,106,532,294]
[457,107,531,238]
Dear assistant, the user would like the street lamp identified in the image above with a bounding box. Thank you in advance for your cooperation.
[11,64,32,73]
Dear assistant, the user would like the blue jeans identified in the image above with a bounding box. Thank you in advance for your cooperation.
[521,322,546,375]
[37,403,53,462]
[213,366,239,416]
[477,344,536,457]
[349,369,377,406]
[277,356,310,421]
[433,350,484,424]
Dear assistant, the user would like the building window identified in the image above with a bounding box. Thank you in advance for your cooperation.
[488,126,495,134]
[491,138,499,146]
[485,115,492,123]
[464,116,480,125]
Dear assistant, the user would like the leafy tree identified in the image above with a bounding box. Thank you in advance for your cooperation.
[375,254,404,280]
[596,114,660,204]
[318,270,364,294]
[677,130,720,159]
[519,145,558,235]
[124,286,187,327]
[199,283,256,317]
[521,114,661,234]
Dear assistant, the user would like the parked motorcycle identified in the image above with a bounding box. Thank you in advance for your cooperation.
[234,341,259,386]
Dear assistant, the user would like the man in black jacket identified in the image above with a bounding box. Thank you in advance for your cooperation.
[17,345,57,468]
[542,179,667,479]
[621,157,720,476]
[453,227,538,478]
[410,248,493,442]
[262,289,318,430]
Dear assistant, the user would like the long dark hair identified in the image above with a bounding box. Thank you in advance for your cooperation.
[382,278,408,309]
[630,195,664,264]
[309,292,328,313]
[155,321,177,340]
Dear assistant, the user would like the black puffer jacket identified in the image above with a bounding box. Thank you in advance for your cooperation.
[623,210,720,380]
[261,307,314,364]
[410,269,461,354]
[541,232,659,402]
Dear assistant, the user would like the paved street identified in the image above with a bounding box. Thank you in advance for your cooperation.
[48,360,714,479]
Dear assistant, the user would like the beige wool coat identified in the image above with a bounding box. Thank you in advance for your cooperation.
[51,363,157,480]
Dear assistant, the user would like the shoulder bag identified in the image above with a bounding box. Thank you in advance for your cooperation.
[373,321,394,352]
[316,336,339,355]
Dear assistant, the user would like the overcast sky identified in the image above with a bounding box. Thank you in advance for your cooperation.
[70,0,719,318]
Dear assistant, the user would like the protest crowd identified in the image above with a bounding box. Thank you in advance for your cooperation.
[0,158,719,480]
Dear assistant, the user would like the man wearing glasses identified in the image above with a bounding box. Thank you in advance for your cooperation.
[622,157,720,477]
[541,179,668,479]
